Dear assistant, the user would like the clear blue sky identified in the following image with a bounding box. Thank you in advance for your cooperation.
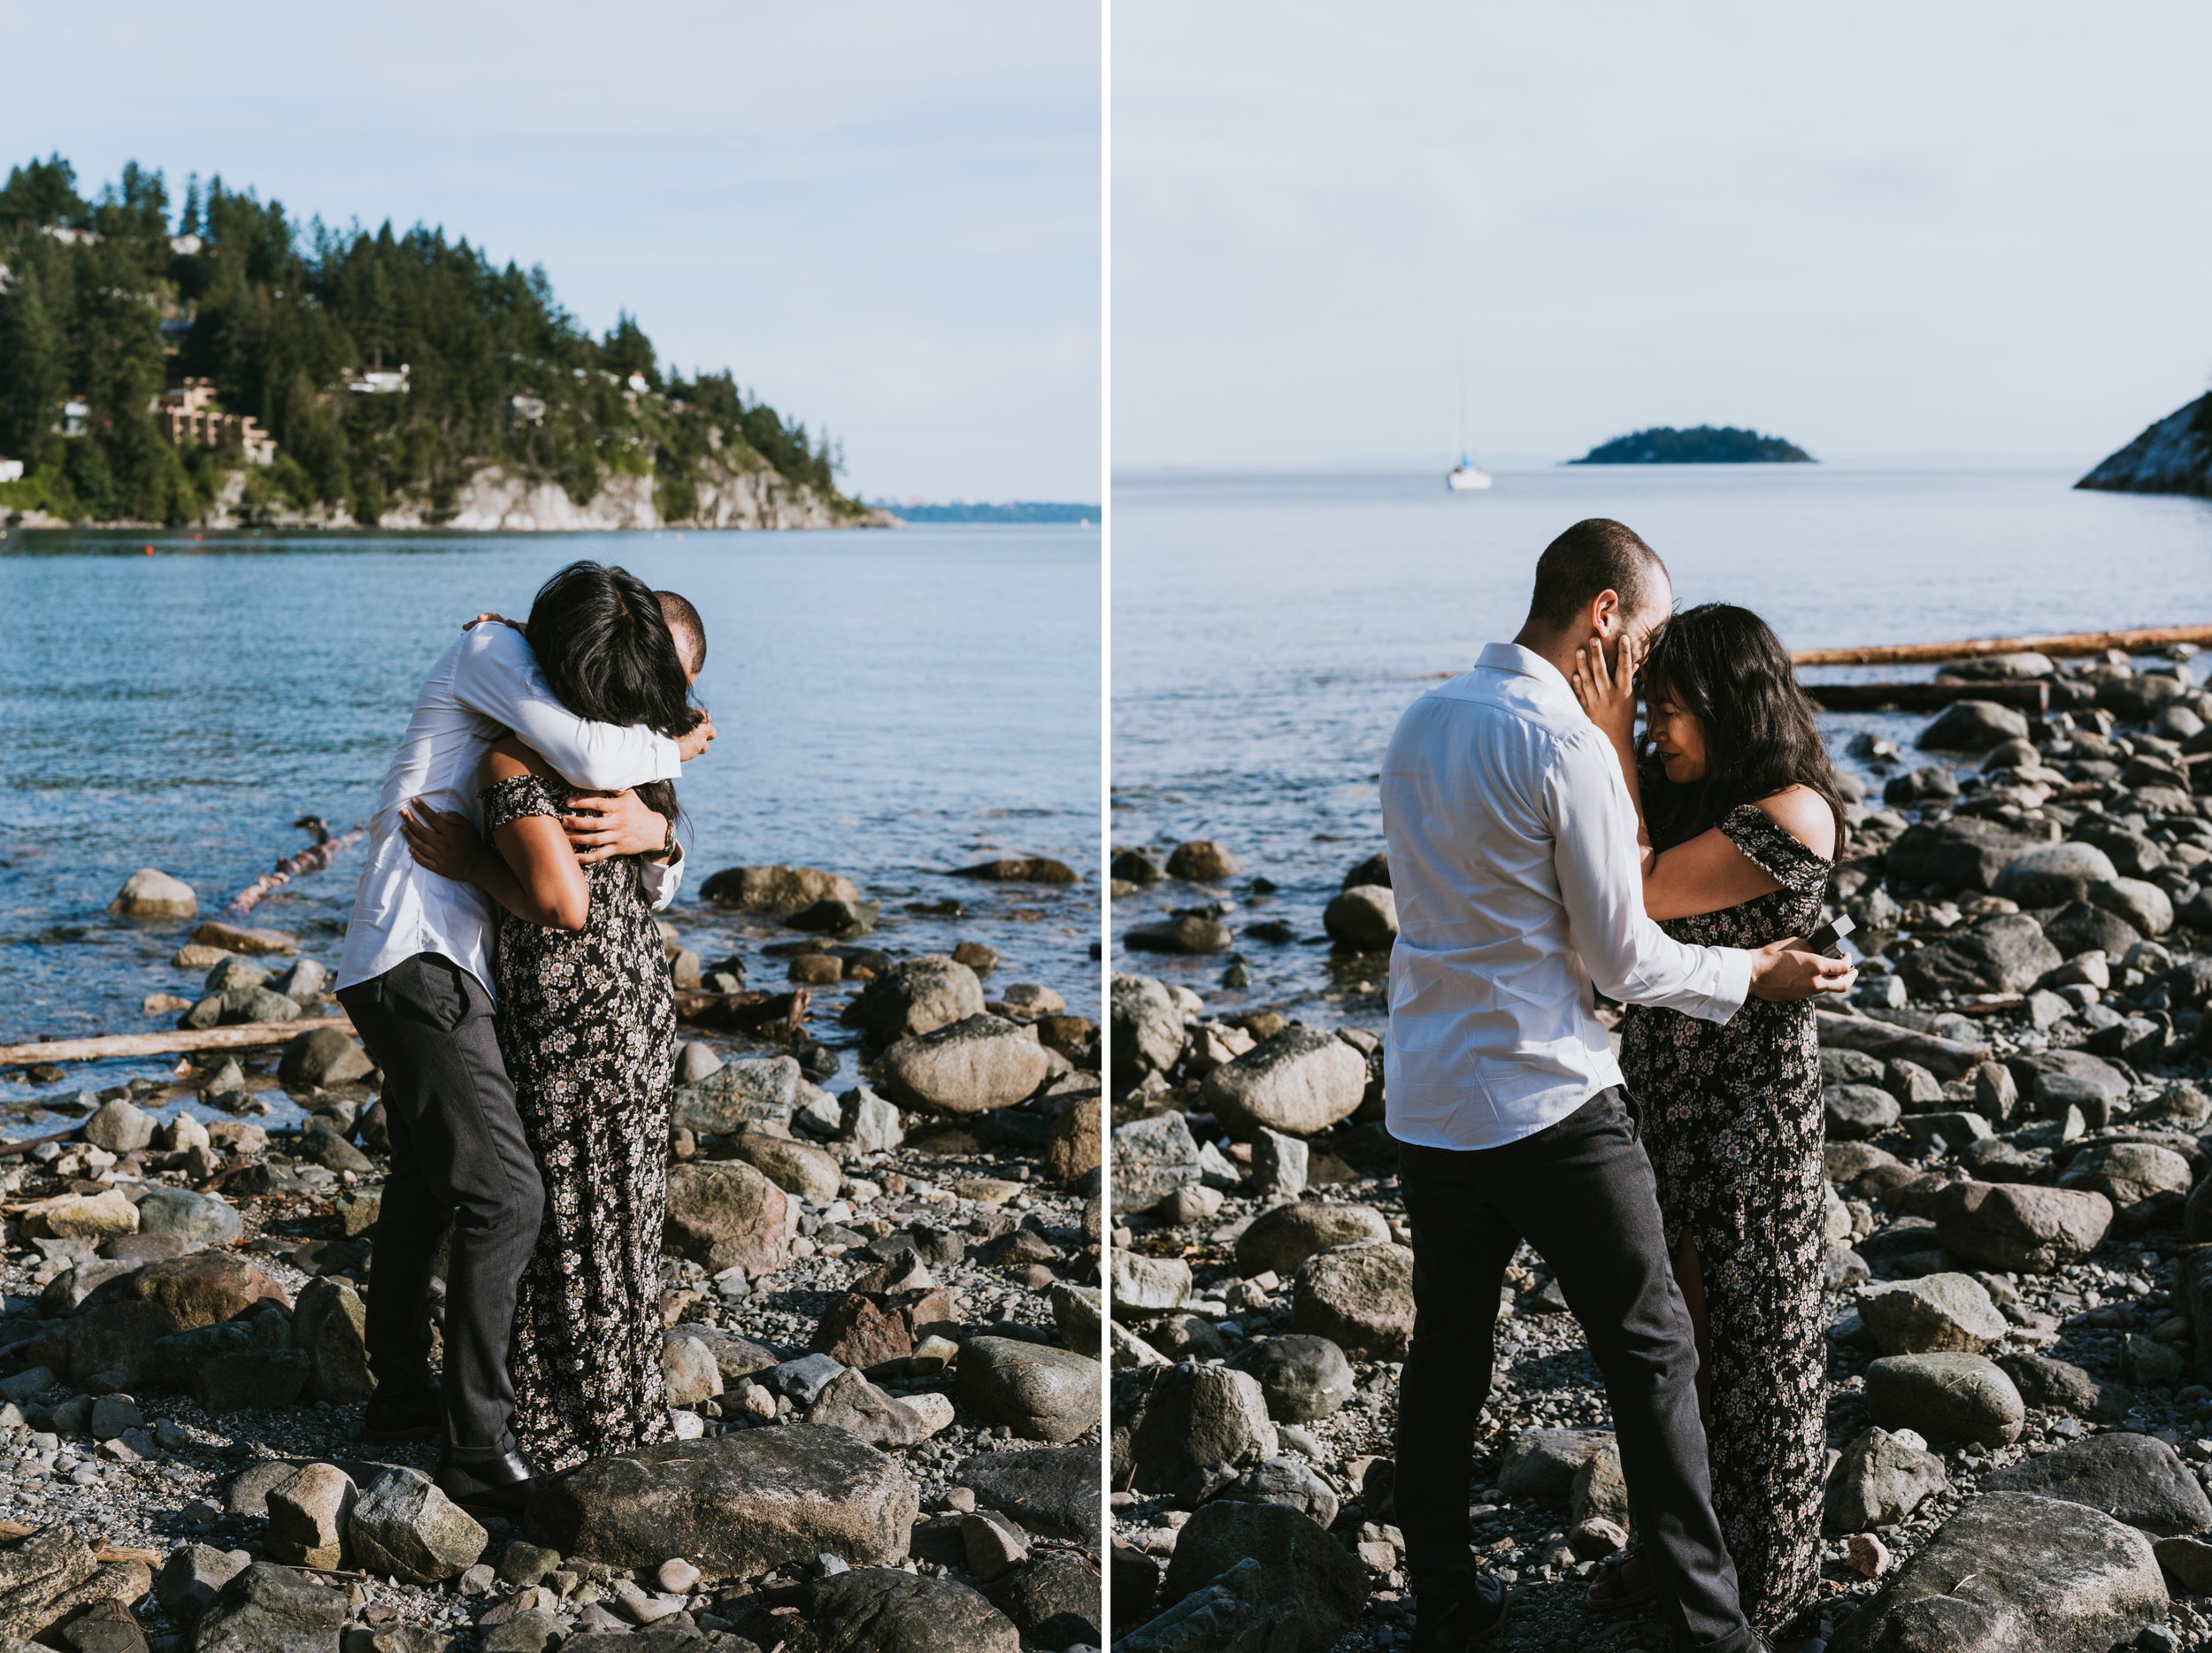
[1114,2,2212,473]
[0,2,1100,502]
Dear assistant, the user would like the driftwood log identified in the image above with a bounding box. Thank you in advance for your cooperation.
[1801,680,2051,714]
[673,988,810,1035]
[1792,623,2212,668]
[0,1017,351,1068]
[0,1522,158,1567]
[228,818,366,912]
[1816,1010,1987,1080]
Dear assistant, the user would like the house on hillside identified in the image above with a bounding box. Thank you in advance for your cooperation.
[58,399,89,437]
[510,394,547,425]
[155,379,276,466]
[0,457,24,484]
[348,363,411,395]
[169,234,204,256]
[158,317,192,346]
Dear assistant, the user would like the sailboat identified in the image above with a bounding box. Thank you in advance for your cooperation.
[1447,342,1493,492]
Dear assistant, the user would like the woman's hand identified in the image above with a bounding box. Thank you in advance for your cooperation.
[400,801,485,882]
[1571,630,1641,754]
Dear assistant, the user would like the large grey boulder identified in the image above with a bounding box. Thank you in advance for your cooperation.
[956,1338,1102,1443]
[1993,842,2120,908]
[670,1055,802,1134]
[1886,818,2051,892]
[1227,1334,1356,1423]
[526,1426,918,1578]
[1111,974,1187,1082]
[189,1560,346,1650]
[1864,1354,2024,1446]
[277,1027,373,1089]
[1920,700,2030,752]
[2059,1142,2192,1230]
[851,956,986,1048]
[1858,1273,2007,1355]
[1934,1180,2114,1272]
[1985,1431,2212,1535]
[111,868,197,919]
[1322,886,1397,951]
[1824,1426,1950,1534]
[784,1567,1018,1652]
[879,1014,1049,1114]
[136,1188,242,1248]
[1201,1028,1367,1138]
[1158,1503,1366,1653]
[1289,1242,1414,1357]
[664,1160,791,1277]
[1125,1364,1279,1493]
[345,1466,486,1583]
[700,864,859,917]
[1898,913,2062,997]
[1827,1492,2167,1653]
[1234,1202,1393,1278]
[1111,1112,1203,1215]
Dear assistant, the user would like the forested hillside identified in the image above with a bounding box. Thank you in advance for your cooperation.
[0,155,872,527]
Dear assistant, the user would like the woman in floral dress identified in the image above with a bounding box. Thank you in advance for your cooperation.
[1570,602,1845,1636]
[403,563,707,1471]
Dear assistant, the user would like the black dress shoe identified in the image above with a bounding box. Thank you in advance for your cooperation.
[359,1383,441,1444]
[1411,1576,1510,1652]
[437,1451,537,1523]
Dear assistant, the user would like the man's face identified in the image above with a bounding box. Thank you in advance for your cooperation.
[1612,574,1672,669]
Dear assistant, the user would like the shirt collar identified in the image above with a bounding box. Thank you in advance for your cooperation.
[1475,641,1576,702]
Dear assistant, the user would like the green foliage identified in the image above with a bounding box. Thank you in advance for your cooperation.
[1570,425,1815,465]
[0,154,858,524]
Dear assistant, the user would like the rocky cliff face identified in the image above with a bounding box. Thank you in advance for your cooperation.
[2077,394,2212,497]
[4,455,893,534]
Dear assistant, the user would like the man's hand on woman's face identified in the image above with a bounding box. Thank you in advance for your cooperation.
[564,789,671,863]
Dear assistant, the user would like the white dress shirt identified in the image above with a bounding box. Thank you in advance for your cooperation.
[337,621,687,1001]
[1380,641,1752,1150]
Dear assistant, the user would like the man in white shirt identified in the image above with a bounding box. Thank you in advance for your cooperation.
[334,586,713,1519]
[1379,519,1851,1653]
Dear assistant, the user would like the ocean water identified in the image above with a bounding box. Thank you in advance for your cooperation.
[1110,463,2212,1021]
[0,524,1100,1120]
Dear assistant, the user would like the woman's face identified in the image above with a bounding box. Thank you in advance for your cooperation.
[1646,693,1709,783]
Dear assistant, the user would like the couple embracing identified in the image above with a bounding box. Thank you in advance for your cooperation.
[332,560,714,1522]
[1384,519,1855,1653]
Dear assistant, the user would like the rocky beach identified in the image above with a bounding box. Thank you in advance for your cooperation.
[0,853,1104,1652]
[1106,644,2212,1652]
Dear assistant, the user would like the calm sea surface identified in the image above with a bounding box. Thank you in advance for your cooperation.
[1110,464,2212,1023]
[0,525,1100,1119]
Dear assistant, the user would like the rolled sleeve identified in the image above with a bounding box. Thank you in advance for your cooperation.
[639,842,685,913]
[453,625,680,791]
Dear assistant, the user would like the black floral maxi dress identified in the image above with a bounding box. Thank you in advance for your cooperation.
[482,772,675,1472]
[1617,803,1832,1631]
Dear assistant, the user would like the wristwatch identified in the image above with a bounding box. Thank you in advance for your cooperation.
[660,818,679,862]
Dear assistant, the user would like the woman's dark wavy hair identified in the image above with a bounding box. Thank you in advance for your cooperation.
[526,560,703,826]
[1638,602,1845,857]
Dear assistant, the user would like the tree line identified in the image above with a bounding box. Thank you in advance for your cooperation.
[0,154,856,525]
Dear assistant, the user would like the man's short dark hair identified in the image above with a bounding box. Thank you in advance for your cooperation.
[657,590,706,673]
[1526,518,1668,632]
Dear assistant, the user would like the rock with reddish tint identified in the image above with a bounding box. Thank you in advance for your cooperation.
[811,1294,913,1371]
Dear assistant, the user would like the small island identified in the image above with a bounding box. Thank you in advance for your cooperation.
[1570,425,1815,465]
[2077,393,2212,498]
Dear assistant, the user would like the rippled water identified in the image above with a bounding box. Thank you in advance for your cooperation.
[1110,464,2212,1021]
[0,524,1101,1119]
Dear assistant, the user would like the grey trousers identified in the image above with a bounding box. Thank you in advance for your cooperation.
[1394,1088,1757,1653]
[337,954,543,1463]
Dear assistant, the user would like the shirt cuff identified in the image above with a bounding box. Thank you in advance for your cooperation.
[1709,947,1754,1021]
[652,733,683,781]
[641,842,684,911]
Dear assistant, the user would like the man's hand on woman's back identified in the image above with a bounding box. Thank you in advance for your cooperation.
[1747,936,1857,1002]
